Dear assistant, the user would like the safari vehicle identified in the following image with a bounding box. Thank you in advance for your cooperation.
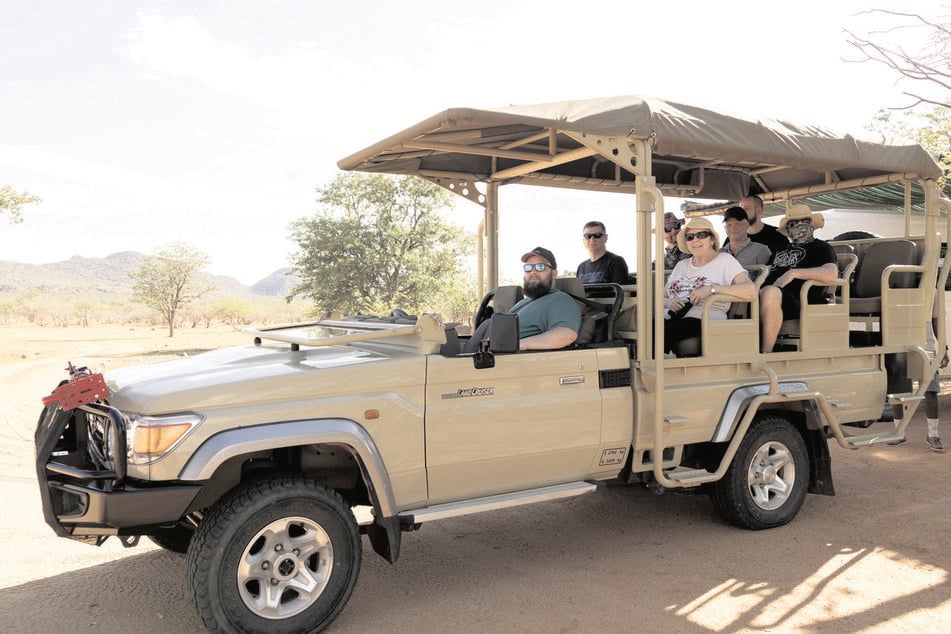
[35,95,950,633]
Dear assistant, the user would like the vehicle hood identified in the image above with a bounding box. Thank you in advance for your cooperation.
[105,342,403,414]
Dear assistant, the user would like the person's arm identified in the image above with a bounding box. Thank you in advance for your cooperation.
[773,262,837,288]
[612,256,630,285]
[519,326,578,350]
[692,272,755,304]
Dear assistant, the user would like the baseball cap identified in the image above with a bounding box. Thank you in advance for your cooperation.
[723,206,749,222]
[521,246,557,269]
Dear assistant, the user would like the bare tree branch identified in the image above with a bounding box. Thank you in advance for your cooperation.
[844,8,951,110]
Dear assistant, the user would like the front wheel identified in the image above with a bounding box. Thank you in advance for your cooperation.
[711,416,809,530]
[186,477,362,633]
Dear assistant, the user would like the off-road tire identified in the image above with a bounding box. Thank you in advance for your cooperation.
[711,416,809,530]
[186,477,361,633]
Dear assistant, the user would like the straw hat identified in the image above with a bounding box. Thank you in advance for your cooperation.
[676,217,720,252]
[778,203,825,234]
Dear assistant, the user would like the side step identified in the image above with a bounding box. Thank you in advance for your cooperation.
[665,468,713,486]
[401,481,598,524]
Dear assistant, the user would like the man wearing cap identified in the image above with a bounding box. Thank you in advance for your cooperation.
[576,221,630,284]
[663,212,691,269]
[760,204,837,353]
[510,247,582,350]
[720,207,772,266]
[740,194,791,258]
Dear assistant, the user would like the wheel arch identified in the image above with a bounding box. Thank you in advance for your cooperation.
[179,418,403,562]
[713,385,835,497]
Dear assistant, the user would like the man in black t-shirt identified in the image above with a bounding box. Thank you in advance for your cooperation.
[740,194,790,261]
[576,221,629,284]
[760,204,837,352]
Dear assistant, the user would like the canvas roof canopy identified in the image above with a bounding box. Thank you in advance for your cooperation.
[339,95,943,213]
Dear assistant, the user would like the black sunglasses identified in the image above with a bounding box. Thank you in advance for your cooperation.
[684,230,713,241]
[523,262,552,272]
[583,232,605,240]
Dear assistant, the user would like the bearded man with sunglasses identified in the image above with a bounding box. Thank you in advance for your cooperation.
[509,247,582,350]
[576,221,629,284]
[760,204,838,353]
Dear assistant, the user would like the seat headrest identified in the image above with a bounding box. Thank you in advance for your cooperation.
[492,285,523,313]
[554,277,584,298]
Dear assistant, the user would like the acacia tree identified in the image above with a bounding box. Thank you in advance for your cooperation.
[289,173,474,318]
[130,243,213,337]
[0,185,41,223]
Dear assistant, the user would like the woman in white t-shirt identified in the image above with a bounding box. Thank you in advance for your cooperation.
[664,217,755,355]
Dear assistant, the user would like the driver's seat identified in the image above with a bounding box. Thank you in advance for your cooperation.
[463,286,524,354]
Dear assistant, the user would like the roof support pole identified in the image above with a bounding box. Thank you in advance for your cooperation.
[485,181,500,289]
[477,219,485,299]
[905,180,912,237]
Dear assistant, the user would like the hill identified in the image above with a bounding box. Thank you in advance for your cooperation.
[0,252,297,299]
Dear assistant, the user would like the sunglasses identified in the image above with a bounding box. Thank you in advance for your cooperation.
[523,262,553,272]
[664,226,677,233]
[583,232,605,240]
[684,230,713,241]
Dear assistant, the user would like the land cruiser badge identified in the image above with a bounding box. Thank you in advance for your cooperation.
[442,386,494,399]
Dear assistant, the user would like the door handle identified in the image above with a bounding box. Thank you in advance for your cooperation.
[559,375,585,385]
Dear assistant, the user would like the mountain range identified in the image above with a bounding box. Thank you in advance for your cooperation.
[0,252,297,299]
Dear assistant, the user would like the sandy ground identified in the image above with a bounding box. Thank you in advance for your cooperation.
[2,324,951,633]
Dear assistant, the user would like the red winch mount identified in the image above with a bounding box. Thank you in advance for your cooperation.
[41,362,110,411]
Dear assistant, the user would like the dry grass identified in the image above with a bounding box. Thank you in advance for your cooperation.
[0,323,254,370]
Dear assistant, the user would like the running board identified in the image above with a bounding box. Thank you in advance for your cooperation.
[401,481,599,524]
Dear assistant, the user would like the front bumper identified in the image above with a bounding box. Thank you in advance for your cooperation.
[35,403,202,545]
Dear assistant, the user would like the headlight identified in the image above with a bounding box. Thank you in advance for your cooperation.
[128,412,204,465]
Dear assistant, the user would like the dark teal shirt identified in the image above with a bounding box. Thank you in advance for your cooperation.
[509,289,582,339]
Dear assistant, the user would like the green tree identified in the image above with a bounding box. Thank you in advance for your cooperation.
[212,298,254,329]
[130,243,213,337]
[869,106,951,185]
[289,173,474,317]
[0,185,41,224]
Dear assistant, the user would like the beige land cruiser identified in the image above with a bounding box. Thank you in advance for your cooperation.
[35,95,950,632]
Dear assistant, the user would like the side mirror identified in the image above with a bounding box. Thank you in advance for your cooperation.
[488,313,519,353]
[472,313,519,369]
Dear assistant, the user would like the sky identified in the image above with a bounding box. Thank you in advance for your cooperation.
[0,1,945,285]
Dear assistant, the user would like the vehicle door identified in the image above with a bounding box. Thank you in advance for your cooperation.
[424,348,604,503]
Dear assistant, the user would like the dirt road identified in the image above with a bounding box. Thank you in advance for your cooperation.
[3,326,951,633]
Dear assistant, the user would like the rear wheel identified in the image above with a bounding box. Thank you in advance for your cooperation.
[186,477,361,633]
[711,416,809,530]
